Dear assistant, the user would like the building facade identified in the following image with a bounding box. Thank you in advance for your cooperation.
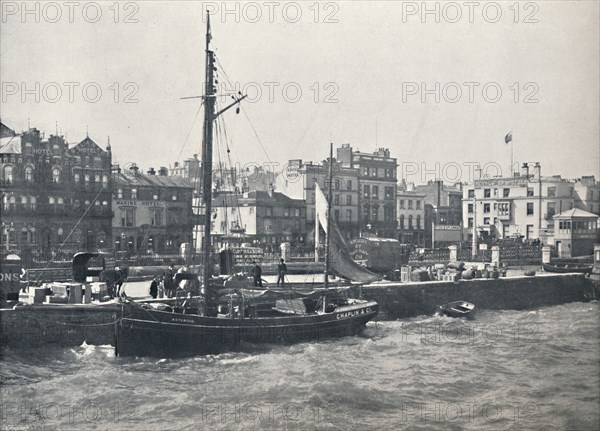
[462,163,575,245]
[112,164,194,254]
[396,184,426,245]
[211,189,307,252]
[553,208,600,257]
[574,176,600,216]
[337,144,398,238]
[1,122,112,255]
[279,158,361,242]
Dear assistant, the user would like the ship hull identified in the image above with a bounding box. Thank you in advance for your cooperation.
[115,301,378,357]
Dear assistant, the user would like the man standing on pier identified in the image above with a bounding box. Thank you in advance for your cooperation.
[277,258,287,286]
[164,264,175,298]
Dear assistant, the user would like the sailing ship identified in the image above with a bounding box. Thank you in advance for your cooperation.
[114,12,379,357]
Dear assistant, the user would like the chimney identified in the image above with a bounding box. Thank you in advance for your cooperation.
[147,167,156,175]
[521,163,529,178]
[129,163,139,175]
[158,166,168,176]
[174,162,179,168]
[532,162,541,181]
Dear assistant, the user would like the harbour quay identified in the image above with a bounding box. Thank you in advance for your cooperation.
[2,272,598,349]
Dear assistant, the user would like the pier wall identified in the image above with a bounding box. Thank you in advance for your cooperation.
[357,274,598,320]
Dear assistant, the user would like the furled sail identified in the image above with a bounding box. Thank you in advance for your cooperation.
[315,184,380,283]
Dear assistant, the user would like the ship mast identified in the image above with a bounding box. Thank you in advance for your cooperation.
[324,143,333,289]
[201,11,216,290]
[200,11,247,295]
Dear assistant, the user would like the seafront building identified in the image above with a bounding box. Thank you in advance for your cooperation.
[1,122,113,256]
[462,163,576,245]
[414,180,463,247]
[396,182,426,246]
[111,163,194,255]
[337,144,398,238]
[210,188,307,253]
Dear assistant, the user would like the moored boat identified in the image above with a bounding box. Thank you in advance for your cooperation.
[435,301,475,319]
[114,11,379,357]
[542,262,593,274]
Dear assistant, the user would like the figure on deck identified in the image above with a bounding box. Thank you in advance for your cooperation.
[251,261,263,287]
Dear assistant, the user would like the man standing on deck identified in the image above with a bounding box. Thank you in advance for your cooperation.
[164,264,175,298]
[276,258,287,286]
[251,261,263,287]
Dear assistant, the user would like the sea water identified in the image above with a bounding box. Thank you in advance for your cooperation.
[1,302,598,430]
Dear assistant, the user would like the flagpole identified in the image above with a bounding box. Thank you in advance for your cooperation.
[511,140,513,176]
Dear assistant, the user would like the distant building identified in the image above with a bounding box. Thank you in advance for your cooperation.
[462,163,575,245]
[414,180,463,247]
[112,163,194,254]
[279,158,360,241]
[396,182,425,246]
[553,208,599,257]
[211,189,306,253]
[574,176,600,216]
[1,122,112,254]
[337,144,398,238]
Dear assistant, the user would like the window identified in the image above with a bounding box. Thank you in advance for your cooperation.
[468,189,475,198]
[346,209,352,221]
[416,214,421,229]
[547,187,556,197]
[416,201,421,209]
[484,203,490,213]
[25,166,33,182]
[172,192,178,201]
[347,195,352,205]
[117,188,123,199]
[122,209,135,227]
[284,208,290,217]
[372,186,378,198]
[527,187,534,197]
[371,207,378,220]
[493,188,498,196]
[85,174,90,186]
[131,188,138,199]
[547,202,556,218]
[484,217,490,225]
[334,209,340,220]
[94,174,100,183]
[49,197,55,205]
[468,204,474,213]
[408,200,413,209]
[364,185,370,198]
[363,205,370,221]
[4,165,14,183]
[347,180,352,191]
[52,168,61,183]
[334,180,340,190]
[266,207,272,217]
[74,172,80,183]
[408,215,413,228]
[468,218,474,228]
[153,192,159,200]
[503,188,510,197]
[151,209,163,226]
[399,199,405,209]
[498,202,509,216]
[334,195,339,205]
[527,202,534,215]
[371,167,377,177]
[385,187,394,199]
[384,207,394,222]
[484,189,491,198]
[399,215,404,229]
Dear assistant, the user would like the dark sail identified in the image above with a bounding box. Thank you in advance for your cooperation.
[315,183,380,283]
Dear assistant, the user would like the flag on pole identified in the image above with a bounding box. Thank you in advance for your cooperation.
[505,132,512,144]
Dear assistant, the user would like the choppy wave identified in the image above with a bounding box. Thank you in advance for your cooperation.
[1,302,598,430]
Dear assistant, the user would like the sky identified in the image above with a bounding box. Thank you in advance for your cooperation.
[1,1,598,185]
